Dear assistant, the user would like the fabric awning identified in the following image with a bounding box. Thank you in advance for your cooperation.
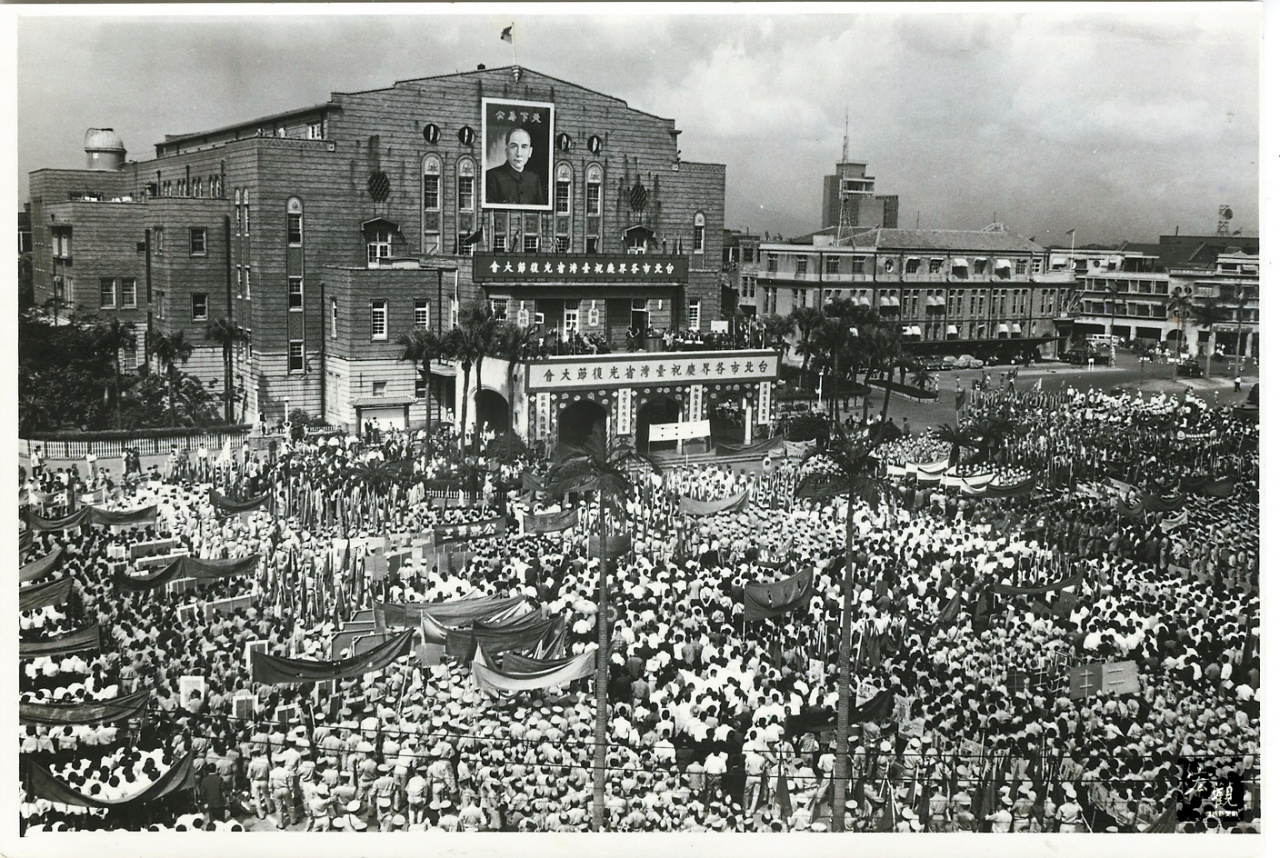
[997,323,1010,334]
[974,257,987,263]
[360,217,401,234]
[995,258,1012,269]
[946,325,959,335]
[951,258,969,268]
[906,256,920,262]
[352,396,414,408]
[1011,323,1023,334]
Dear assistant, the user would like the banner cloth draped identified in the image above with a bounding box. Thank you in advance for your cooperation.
[19,577,74,611]
[209,488,271,514]
[26,505,158,531]
[783,689,897,736]
[714,435,785,457]
[419,600,532,644]
[471,647,596,694]
[20,689,152,726]
[20,547,64,584]
[524,508,578,534]
[743,568,814,623]
[378,596,527,629]
[447,615,562,662]
[19,624,100,659]
[678,491,749,517]
[252,630,415,684]
[1180,475,1237,498]
[116,555,260,591]
[26,751,199,808]
[991,572,1086,597]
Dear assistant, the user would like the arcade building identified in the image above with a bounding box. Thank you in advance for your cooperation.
[27,65,779,450]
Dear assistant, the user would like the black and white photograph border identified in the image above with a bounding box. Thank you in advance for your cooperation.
[2,3,1273,858]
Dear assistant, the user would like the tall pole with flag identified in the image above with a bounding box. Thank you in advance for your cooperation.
[501,23,516,65]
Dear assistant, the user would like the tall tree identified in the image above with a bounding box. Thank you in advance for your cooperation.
[94,317,137,430]
[206,317,248,423]
[788,305,827,391]
[396,327,450,458]
[795,427,887,833]
[445,302,499,452]
[490,320,542,458]
[1165,291,1195,373]
[147,329,195,427]
[1192,296,1229,380]
[545,426,638,831]
[760,313,794,357]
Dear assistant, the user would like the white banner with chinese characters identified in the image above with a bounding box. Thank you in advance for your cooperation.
[758,381,773,422]
[649,420,711,442]
[688,384,704,422]
[616,388,633,436]
[535,392,552,441]
[526,350,779,393]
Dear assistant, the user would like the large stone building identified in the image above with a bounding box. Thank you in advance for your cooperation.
[27,66,779,448]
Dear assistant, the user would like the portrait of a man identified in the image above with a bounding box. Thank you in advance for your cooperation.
[481,97,554,210]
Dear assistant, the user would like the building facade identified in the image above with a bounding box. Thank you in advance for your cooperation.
[744,227,1075,360]
[26,66,779,446]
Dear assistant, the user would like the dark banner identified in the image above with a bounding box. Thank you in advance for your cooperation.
[447,615,562,663]
[679,491,750,517]
[524,508,578,534]
[210,488,271,514]
[251,630,415,684]
[991,571,1086,597]
[26,505,158,531]
[26,751,199,808]
[715,435,786,457]
[744,567,814,623]
[19,624,100,659]
[19,546,64,584]
[1180,475,1237,498]
[20,689,151,726]
[983,477,1037,499]
[19,577,74,611]
[433,515,507,545]
[783,689,897,736]
[116,554,260,591]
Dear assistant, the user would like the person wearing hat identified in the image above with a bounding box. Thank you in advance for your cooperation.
[246,748,271,820]
[952,791,975,832]
[268,753,295,828]
[370,762,402,821]
[985,792,1014,833]
[304,781,333,832]
[1011,785,1036,832]
[1056,784,1082,832]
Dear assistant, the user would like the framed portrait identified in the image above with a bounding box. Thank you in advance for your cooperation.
[481,97,554,211]
[179,675,207,710]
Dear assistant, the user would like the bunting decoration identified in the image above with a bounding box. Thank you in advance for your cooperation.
[25,751,200,808]
[251,629,415,684]
[209,488,271,515]
[471,646,595,694]
[743,567,814,623]
[678,490,750,517]
[20,689,152,726]
[19,546,64,584]
[116,554,261,591]
[19,624,101,659]
[524,508,578,534]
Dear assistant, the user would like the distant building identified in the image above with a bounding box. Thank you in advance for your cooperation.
[820,160,898,233]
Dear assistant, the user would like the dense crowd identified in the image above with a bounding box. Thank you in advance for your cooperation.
[17,385,1259,834]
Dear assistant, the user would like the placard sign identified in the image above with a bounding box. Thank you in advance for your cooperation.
[648,420,711,443]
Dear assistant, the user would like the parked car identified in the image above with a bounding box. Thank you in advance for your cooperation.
[1061,349,1088,365]
[1176,360,1204,378]
[917,355,950,372]
[954,354,984,369]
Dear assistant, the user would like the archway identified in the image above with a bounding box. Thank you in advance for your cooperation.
[475,389,510,435]
[557,399,608,450]
[636,395,682,453]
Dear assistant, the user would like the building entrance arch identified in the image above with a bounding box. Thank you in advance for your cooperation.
[557,399,608,450]
[636,394,682,452]
[475,389,510,435]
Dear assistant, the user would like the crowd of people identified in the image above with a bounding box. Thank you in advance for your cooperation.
[17,382,1260,834]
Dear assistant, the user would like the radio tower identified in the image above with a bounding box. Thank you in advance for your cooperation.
[1216,204,1234,236]
[836,110,855,246]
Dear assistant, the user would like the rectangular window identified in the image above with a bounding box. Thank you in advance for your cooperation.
[331,298,339,339]
[555,236,570,254]
[490,298,509,321]
[450,298,459,330]
[905,258,921,274]
[189,227,207,256]
[1016,259,1028,275]
[289,277,303,310]
[423,233,440,255]
[586,181,601,216]
[415,374,427,399]
[791,289,803,309]
[555,179,571,214]
[458,175,474,211]
[851,257,865,275]
[236,267,244,298]
[586,236,599,255]
[564,301,579,331]
[423,174,440,210]
[289,340,304,373]
[493,235,507,252]
[120,278,137,309]
[191,293,208,322]
[694,224,705,254]
[156,290,167,321]
[372,381,388,398]
[370,300,387,340]
[287,213,302,245]
[245,328,252,359]
[119,342,138,373]
[796,257,808,277]
[244,267,252,300]
[975,258,988,275]
[825,256,840,276]
[153,227,164,255]
[766,253,778,274]
[928,258,942,274]
[367,230,392,265]
[524,235,540,253]
[687,298,702,330]
[307,121,323,140]
[414,300,429,330]
[99,278,116,309]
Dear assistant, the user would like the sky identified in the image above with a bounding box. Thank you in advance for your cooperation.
[11,3,1266,247]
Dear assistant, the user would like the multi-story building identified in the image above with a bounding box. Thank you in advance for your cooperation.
[746,226,1075,361]
[1048,233,1259,359]
[820,160,899,233]
[26,66,779,447]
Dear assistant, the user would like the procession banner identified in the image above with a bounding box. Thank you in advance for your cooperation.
[471,646,595,695]
[433,515,507,545]
[251,630,415,684]
[782,689,897,736]
[991,571,1086,597]
[210,488,271,515]
[25,507,92,531]
[19,546,64,584]
[26,751,200,808]
[524,508,578,534]
[19,688,151,726]
[19,576,74,611]
[678,490,750,518]
[714,435,785,457]
[1136,488,1185,514]
[1067,660,1141,700]
[983,477,1037,499]
[116,554,261,590]
[447,614,562,662]
[19,624,100,659]
[377,595,527,628]
[1181,475,1236,498]
[743,567,814,623]
[500,650,582,673]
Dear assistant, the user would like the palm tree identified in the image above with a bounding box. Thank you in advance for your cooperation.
[910,366,935,392]
[788,306,827,391]
[1165,291,1195,373]
[544,426,638,831]
[795,426,887,833]
[396,327,449,459]
[969,414,1019,464]
[94,318,137,430]
[857,324,901,429]
[206,318,248,424]
[1192,296,1229,380]
[760,313,794,357]
[490,320,542,458]
[147,330,195,427]
[445,302,499,453]
[933,423,976,468]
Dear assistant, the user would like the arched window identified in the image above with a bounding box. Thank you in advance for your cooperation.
[555,163,573,215]
[456,158,475,211]
[693,211,706,255]
[585,165,603,217]
[422,155,442,211]
[287,197,303,246]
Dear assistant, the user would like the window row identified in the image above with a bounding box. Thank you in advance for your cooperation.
[159,175,224,198]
